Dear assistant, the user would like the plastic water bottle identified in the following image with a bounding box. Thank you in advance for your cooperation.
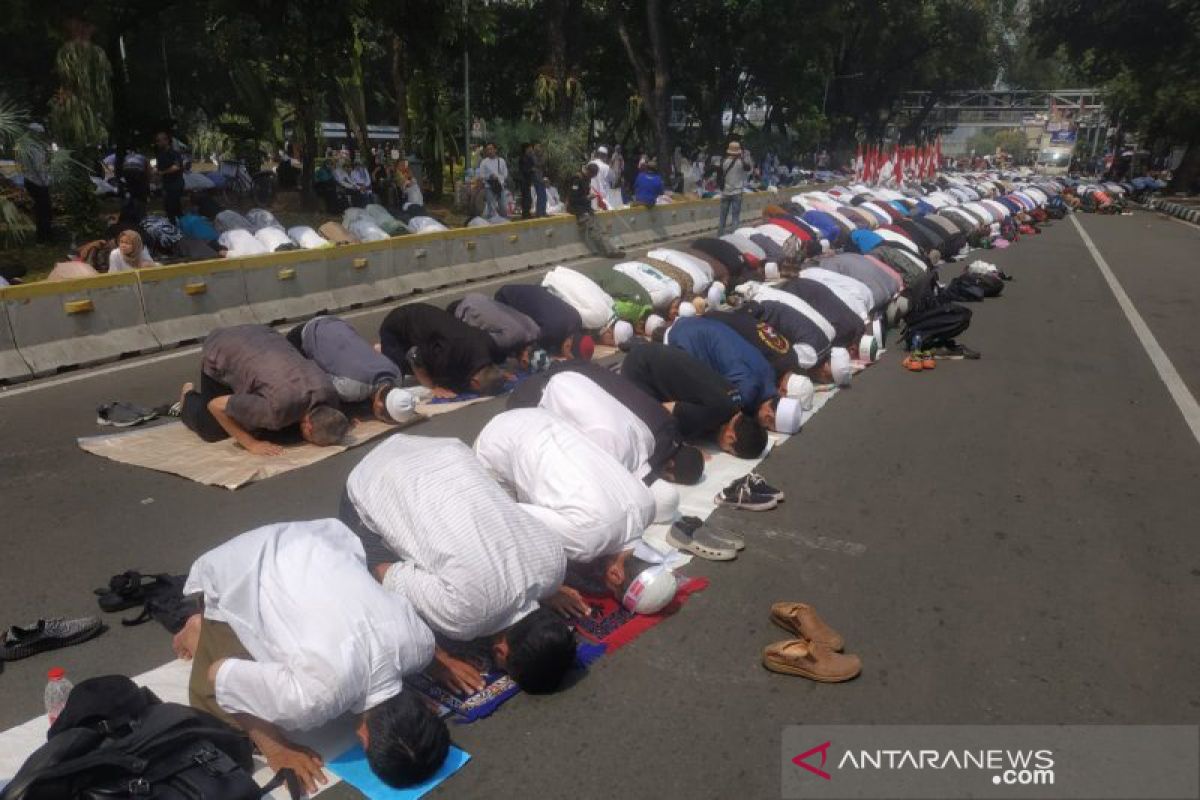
[44,668,73,726]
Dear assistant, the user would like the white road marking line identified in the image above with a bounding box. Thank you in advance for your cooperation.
[1071,214,1200,445]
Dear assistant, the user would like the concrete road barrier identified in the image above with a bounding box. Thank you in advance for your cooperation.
[0,301,33,383]
[326,240,399,310]
[442,230,499,285]
[137,259,256,346]
[3,271,161,376]
[240,249,339,325]
[393,233,455,292]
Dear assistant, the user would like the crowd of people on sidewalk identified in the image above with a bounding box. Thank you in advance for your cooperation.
[42,163,1062,793]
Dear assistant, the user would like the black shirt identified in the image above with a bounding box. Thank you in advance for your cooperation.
[567,174,591,216]
[777,277,864,346]
[620,343,740,438]
[705,309,800,378]
[494,284,582,349]
[156,147,184,187]
[378,303,496,392]
[742,300,831,365]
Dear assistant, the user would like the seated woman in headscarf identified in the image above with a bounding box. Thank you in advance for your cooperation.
[107,230,159,272]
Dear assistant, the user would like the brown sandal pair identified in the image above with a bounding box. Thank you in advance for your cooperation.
[762,602,862,683]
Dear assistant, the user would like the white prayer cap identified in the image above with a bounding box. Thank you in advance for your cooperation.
[706,281,726,308]
[613,319,634,346]
[384,387,417,423]
[623,540,685,615]
[819,239,831,253]
[872,317,884,344]
[676,300,697,318]
[773,397,804,434]
[649,479,680,524]
[858,334,879,363]
[764,262,780,281]
[784,374,814,410]
[596,146,609,156]
[968,259,997,275]
[830,347,852,387]
[644,314,666,338]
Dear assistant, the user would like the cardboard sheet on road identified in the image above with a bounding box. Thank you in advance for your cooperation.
[77,417,411,490]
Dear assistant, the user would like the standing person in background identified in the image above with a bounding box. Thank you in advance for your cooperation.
[518,142,536,219]
[155,129,185,223]
[633,160,665,207]
[532,141,548,217]
[478,142,509,219]
[588,147,612,210]
[610,145,625,202]
[17,123,52,243]
[568,163,623,258]
[717,141,753,236]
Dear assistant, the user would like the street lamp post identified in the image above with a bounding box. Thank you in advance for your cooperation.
[463,0,470,174]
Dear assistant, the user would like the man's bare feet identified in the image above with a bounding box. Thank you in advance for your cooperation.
[178,382,194,408]
[172,613,202,660]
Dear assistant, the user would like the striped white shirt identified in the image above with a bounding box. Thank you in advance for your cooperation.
[475,409,654,563]
[345,435,566,641]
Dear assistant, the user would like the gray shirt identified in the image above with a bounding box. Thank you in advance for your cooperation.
[719,154,753,196]
[454,292,541,355]
[202,325,339,431]
[301,316,400,402]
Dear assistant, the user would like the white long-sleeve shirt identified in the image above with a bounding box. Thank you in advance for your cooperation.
[345,435,565,641]
[536,371,655,478]
[645,249,713,293]
[542,266,616,332]
[183,519,434,732]
[614,261,681,311]
[478,157,508,184]
[474,409,653,563]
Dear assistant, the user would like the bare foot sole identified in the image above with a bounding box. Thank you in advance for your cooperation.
[178,382,195,407]
[172,613,202,661]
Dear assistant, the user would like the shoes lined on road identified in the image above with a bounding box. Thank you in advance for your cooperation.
[665,517,737,561]
[931,340,982,360]
[96,402,158,428]
[715,475,779,511]
[745,472,784,503]
[902,352,924,371]
[769,602,845,651]
[0,617,105,662]
[762,639,862,682]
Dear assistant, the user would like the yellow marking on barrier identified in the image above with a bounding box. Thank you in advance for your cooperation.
[277,268,296,280]
[508,234,519,243]
[184,281,208,296]
[64,299,95,315]
[545,229,555,237]
[466,241,477,251]
[352,257,369,270]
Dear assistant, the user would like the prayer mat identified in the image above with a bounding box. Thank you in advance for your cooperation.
[328,744,471,800]
[407,664,521,723]
[77,416,416,490]
[573,576,709,651]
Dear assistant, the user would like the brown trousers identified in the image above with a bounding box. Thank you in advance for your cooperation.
[188,617,253,729]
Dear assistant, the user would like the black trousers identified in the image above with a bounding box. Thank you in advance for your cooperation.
[163,179,184,223]
[26,182,52,242]
[180,372,233,443]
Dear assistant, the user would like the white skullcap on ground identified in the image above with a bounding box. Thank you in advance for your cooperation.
[830,347,852,386]
[384,387,417,423]
[613,320,634,346]
[774,397,804,434]
[644,314,666,338]
[784,374,815,410]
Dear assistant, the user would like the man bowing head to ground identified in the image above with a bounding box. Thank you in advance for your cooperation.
[474,408,681,619]
[172,519,449,794]
[340,434,577,696]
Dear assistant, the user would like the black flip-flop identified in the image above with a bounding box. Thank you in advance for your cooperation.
[94,571,157,613]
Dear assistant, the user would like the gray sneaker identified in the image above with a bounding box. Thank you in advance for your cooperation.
[0,616,105,661]
[666,520,737,561]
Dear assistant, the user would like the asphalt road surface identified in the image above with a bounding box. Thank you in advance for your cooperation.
[1,210,1197,799]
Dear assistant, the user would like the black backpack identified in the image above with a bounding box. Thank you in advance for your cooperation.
[0,676,297,800]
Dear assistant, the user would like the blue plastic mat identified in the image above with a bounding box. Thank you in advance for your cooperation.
[327,744,470,799]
